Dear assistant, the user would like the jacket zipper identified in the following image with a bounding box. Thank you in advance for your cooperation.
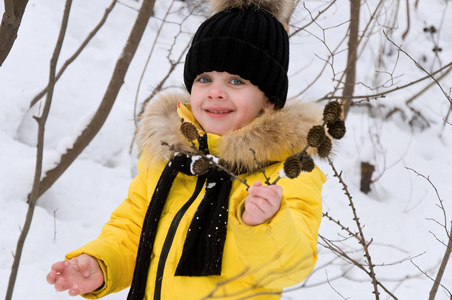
[153,176,206,300]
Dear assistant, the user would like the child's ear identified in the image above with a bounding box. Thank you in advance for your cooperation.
[263,99,275,111]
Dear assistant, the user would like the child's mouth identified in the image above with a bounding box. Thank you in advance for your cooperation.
[206,109,233,114]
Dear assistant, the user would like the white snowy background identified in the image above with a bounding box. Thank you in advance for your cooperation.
[1,0,451,299]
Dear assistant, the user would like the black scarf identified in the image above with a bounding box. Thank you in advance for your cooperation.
[127,152,233,299]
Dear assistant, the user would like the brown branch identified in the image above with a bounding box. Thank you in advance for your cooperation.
[291,3,349,99]
[341,0,360,119]
[323,212,361,241]
[429,221,452,300]
[249,148,271,185]
[29,0,118,108]
[411,259,452,299]
[0,0,29,66]
[406,167,449,237]
[32,0,157,201]
[138,28,192,115]
[401,0,410,40]
[319,235,398,299]
[384,31,452,106]
[133,0,177,128]
[406,65,452,105]
[5,0,72,298]
[318,61,452,103]
[327,157,381,298]
[288,0,338,38]
[330,0,385,116]
[405,167,452,299]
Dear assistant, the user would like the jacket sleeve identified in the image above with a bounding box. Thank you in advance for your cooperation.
[65,156,151,299]
[228,165,325,289]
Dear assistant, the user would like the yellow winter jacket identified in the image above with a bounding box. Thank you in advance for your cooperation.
[67,91,326,299]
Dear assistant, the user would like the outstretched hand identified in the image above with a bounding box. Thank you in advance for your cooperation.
[242,181,283,226]
[46,254,104,296]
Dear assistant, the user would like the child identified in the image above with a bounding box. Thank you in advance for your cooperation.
[47,0,327,299]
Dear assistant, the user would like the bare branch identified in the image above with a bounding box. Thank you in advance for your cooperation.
[249,148,271,185]
[405,167,449,237]
[6,0,72,298]
[401,0,410,40]
[0,0,29,66]
[429,221,452,300]
[318,61,452,103]
[32,0,157,200]
[29,0,118,108]
[327,158,381,298]
[384,31,452,106]
[405,167,451,299]
[289,0,338,38]
[133,0,178,128]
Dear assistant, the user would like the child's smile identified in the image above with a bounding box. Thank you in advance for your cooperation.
[190,71,274,135]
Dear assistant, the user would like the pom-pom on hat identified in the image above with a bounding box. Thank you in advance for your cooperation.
[184,0,294,109]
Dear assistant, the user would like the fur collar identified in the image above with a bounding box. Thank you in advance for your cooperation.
[137,89,324,173]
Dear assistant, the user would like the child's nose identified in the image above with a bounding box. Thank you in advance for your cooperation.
[207,84,226,100]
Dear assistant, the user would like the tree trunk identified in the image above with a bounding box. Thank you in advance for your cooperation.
[0,0,29,66]
[341,0,360,119]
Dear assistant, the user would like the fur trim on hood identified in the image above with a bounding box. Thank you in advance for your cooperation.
[137,89,324,173]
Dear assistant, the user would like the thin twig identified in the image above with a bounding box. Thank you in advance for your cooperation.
[405,167,452,299]
[133,0,177,128]
[327,157,381,299]
[318,61,452,102]
[5,0,73,298]
[384,30,452,106]
[289,0,338,38]
[32,0,157,200]
[29,0,118,108]
[249,148,271,185]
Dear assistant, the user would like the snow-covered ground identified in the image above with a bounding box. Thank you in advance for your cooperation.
[1,0,451,299]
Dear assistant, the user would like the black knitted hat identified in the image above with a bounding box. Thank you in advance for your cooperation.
[184,6,290,109]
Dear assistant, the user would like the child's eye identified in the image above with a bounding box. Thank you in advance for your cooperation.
[230,78,244,85]
[197,76,211,83]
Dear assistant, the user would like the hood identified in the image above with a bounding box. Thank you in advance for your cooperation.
[137,88,324,173]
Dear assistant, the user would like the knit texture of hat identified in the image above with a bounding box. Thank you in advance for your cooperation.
[184,7,290,109]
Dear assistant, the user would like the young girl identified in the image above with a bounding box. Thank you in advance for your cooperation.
[47,0,328,299]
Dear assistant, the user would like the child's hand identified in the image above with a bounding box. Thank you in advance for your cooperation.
[242,181,283,226]
[46,254,104,296]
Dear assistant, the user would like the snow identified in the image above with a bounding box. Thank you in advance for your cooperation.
[1,0,452,299]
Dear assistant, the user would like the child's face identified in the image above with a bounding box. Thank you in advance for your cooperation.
[190,71,274,136]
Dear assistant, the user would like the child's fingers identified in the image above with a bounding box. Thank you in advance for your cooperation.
[68,283,81,296]
[50,260,69,273]
[244,198,265,215]
[247,196,273,214]
[252,181,263,188]
[46,270,58,284]
[267,184,283,199]
[54,277,71,292]
[47,260,70,285]
[74,256,91,278]
[248,186,281,208]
